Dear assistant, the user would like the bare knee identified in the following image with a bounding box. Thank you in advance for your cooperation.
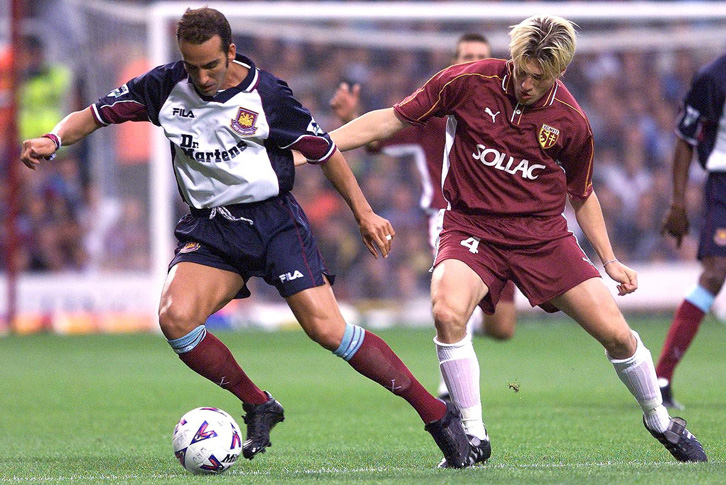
[158,302,205,340]
[432,301,468,343]
[603,327,636,359]
[304,321,342,351]
[484,321,515,341]
[699,267,726,295]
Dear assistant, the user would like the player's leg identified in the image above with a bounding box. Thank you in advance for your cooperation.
[551,278,707,462]
[656,256,726,408]
[159,262,270,405]
[431,259,489,442]
[285,281,472,468]
[482,280,517,340]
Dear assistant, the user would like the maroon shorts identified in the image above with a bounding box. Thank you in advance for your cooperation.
[435,211,601,314]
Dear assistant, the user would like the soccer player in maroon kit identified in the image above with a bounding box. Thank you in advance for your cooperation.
[330,34,518,343]
[330,15,707,465]
[329,33,516,429]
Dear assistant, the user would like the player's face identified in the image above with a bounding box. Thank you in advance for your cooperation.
[453,41,491,65]
[179,35,235,97]
[511,59,557,106]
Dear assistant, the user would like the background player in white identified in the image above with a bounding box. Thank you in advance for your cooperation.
[658,49,726,409]
[330,15,707,465]
[328,33,518,402]
[20,7,473,468]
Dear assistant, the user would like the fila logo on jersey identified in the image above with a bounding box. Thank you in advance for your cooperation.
[172,107,195,118]
[538,124,559,149]
[484,107,500,123]
[231,107,258,135]
[279,270,304,282]
[472,144,546,180]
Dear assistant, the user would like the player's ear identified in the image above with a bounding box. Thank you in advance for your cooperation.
[228,42,236,61]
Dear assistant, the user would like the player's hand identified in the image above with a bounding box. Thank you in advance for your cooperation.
[604,260,638,296]
[661,204,689,248]
[329,82,361,124]
[357,211,395,259]
[20,137,57,170]
[292,150,307,167]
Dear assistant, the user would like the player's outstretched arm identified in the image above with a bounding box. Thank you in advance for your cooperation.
[661,137,695,248]
[330,107,406,152]
[320,149,395,258]
[570,191,637,296]
[20,107,101,170]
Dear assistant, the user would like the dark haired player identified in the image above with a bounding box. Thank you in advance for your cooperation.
[20,7,473,469]
[659,50,726,410]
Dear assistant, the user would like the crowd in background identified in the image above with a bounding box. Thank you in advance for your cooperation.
[2,3,721,303]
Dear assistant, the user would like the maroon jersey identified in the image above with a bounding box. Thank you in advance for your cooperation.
[394,59,594,218]
[376,118,448,212]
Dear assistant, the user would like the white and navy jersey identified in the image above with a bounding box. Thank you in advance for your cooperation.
[676,52,726,172]
[92,54,335,208]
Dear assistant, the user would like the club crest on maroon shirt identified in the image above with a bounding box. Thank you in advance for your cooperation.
[538,124,560,149]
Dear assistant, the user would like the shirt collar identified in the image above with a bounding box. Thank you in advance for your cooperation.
[503,60,559,110]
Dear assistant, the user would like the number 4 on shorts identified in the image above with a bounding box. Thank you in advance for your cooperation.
[460,236,480,254]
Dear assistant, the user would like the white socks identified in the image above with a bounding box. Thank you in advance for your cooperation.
[608,330,670,433]
[435,334,487,440]
[437,307,484,395]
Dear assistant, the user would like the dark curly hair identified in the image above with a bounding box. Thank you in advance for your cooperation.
[176,7,232,54]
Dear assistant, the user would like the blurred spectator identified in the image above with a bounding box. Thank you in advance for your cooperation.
[17,34,72,142]
[14,8,724,305]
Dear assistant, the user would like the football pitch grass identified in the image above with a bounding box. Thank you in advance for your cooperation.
[1,315,723,483]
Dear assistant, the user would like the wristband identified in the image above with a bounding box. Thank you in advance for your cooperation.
[42,133,62,150]
[603,258,618,267]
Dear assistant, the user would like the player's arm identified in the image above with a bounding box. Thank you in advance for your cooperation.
[330,108,407,152]
[20,107,101,170]
[660,137,694,247]
[320,148,395,258]
[570,191,638,295]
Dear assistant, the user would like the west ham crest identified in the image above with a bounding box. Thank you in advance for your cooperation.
[231,107,258,135]
[538,124,560,149]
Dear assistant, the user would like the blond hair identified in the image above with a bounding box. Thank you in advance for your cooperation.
[509,15,577,81]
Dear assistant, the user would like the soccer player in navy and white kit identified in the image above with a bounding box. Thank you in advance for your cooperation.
[331,15,707,465]
[658,51,726,410]
[20,7,473,469]
[328,34,518,404]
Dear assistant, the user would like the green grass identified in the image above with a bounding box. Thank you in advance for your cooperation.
[1,316,724,483]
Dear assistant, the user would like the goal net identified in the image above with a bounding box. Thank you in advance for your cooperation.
[5,1,726,333]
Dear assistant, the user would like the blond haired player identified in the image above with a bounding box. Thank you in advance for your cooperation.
[330,15,707,466]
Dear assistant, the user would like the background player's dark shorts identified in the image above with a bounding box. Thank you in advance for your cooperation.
[169,192,333,299]
[698,173,726,260]
[435,212,600,314]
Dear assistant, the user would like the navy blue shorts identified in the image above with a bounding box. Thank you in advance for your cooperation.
[169,192,334,299]
[698,173,726,259]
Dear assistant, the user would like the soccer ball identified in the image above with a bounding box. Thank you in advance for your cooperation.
[172,407,242,474]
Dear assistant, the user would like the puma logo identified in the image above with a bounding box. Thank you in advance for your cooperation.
[485,107,500,123]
